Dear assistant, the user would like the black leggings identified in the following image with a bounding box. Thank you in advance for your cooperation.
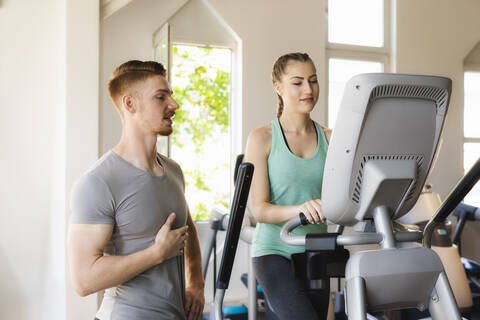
[253,254,329,320]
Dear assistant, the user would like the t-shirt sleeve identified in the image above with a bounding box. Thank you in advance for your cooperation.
[179,167,185,191]
[70,173,115,224]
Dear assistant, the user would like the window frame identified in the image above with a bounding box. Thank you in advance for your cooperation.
[325,0,391,127]
[462,65,480,206]
[464,65,480,144]
[463,66,480,168]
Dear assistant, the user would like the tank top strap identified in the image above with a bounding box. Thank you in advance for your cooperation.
[270,118,287,156]
[313,121,328,149]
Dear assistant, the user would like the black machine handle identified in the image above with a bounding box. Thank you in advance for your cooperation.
[423,157,480,248]
[452,202,480,222]
[299,212,310,225]
[298,212,344,234]
[233,154,245,184]
[451,202,480,251]
[215,162,254,290]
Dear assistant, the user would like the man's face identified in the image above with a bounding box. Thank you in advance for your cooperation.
[133,75,179,136]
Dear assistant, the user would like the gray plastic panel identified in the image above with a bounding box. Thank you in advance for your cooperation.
[322,73,451,226]
[345,247,444,312]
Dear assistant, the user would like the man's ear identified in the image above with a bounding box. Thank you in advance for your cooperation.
[122,94,136,115]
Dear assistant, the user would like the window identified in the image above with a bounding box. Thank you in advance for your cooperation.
[153,23,171,157]
[326,0,390,127]
[328,58,383,126]
[328,0,384,47]
[170,44,232,220]
[463,71,480,206]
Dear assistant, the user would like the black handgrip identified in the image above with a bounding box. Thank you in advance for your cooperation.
[424,157,480,248]
[452,202,480,252]
[452,216,467,248]
[216,162,254,290]
[432,157,480,224]
[299,212,310,225]
[453,202,480,221]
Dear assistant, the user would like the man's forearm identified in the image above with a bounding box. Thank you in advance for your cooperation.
[185,214,204,288]
[71,245,162,296]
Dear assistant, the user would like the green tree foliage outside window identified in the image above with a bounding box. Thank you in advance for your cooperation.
[171,45,231,221]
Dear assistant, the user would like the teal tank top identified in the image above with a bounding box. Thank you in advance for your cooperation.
[252,118,328,259]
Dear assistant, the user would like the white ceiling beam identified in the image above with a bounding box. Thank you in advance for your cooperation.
[101,0,133,20]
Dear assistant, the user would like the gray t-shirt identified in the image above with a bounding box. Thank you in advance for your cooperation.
[70,150,188,320]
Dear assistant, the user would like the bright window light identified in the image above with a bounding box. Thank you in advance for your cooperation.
[328,0,384,47]
[464,143,480,206]
[464,72,480,138]
[328,58,383,127]
[171,45,232,221]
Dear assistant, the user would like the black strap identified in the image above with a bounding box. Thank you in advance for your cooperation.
[278,119,318,153]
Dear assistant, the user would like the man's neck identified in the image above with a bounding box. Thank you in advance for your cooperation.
[113,127,162,175]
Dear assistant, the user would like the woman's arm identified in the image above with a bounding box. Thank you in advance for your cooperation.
[244,126,324,224]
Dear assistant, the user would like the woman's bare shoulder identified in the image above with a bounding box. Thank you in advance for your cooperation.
[321,126,332,144]
[246,123,273,156]
[249,123,272,141]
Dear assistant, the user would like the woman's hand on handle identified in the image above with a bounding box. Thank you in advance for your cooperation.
[299,199,325,224]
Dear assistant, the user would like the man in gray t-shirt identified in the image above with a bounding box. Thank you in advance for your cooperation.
[68,60,205,320]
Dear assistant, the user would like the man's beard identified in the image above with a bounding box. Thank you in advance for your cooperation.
[156,127,173,136]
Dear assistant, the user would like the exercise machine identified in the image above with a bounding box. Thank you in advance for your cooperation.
[203,154,276,320]
[281,73,463,319]
[398,185,475,318]
[212,162,254,320]
[203,205,250,320]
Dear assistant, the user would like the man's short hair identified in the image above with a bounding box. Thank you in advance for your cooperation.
[108,60,167,119]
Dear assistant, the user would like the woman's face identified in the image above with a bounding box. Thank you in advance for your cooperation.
[276,60,319,115]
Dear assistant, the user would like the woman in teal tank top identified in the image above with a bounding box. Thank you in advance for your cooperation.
[245,53,331,320]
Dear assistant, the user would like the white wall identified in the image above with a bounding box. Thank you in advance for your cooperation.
[65,1,100,319]
[1,0,100,318]
[169,0,236,47]
[0,1,65,318]
[465,42,480,66]
[395,0,480,197]
[395,0,480,260]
